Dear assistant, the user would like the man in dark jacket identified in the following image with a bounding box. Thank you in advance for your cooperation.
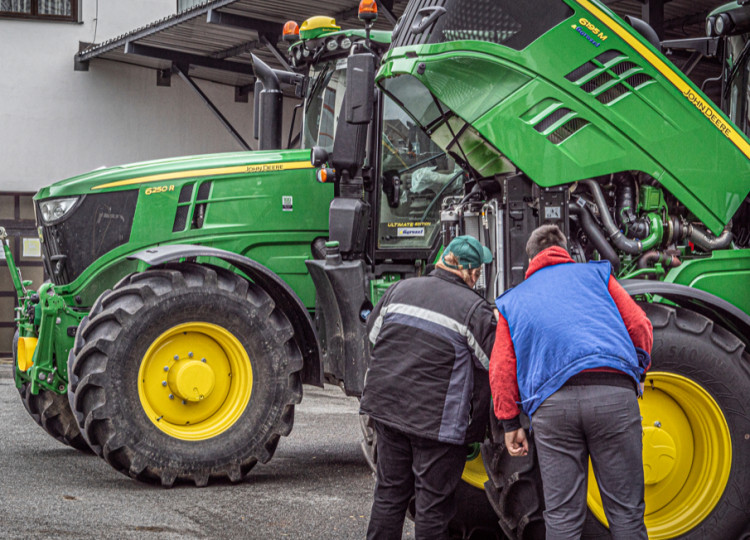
[361,235,496,540]
[490,224,652,539]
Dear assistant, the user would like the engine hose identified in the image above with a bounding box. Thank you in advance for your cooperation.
[570,202,621,273]
[637,249,681,270]
[581,179,642,255]
[639,213,663,250]
[615,175,649,239]
[688,223,733,251]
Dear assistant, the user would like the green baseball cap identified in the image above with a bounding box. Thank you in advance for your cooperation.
[442,235,493,270]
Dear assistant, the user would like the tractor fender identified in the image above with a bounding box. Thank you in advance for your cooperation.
[621,279,750,347]
[128,244,323,387]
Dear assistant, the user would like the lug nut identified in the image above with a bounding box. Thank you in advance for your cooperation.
[182,400,187,405]
[201,358,206,363]
[188,352,194,358]
[654,421,662,428]
[162,381,167,387]
[173,355,179,360]
[169,394,174,400]
[163,366,169,372]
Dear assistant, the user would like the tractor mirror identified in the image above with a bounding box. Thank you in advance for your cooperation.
[345,53,375,124]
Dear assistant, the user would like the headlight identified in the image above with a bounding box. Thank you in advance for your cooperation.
[39,197,79,224]
[340,37,352,49]
[326,38,339,51]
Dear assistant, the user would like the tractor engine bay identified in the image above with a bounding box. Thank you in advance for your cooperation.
[438,171,743,299]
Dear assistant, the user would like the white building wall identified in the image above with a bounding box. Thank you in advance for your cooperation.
[0,0,289,193]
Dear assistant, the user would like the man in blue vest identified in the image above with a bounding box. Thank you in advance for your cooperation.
[361,235,496,540]
[490,224,652,539]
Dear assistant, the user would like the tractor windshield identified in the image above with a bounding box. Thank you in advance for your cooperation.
[377,96,466,250]
[302,59,347,151]
[726,34,750,135]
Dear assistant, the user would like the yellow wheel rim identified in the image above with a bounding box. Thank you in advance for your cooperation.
[462,447,489,490]
[587,372,732,539]
[137,322,253,441]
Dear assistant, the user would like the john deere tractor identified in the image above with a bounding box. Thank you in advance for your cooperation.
[357,0,749,537]
[3,0,750,538]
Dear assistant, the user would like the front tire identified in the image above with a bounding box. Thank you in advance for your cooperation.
[12,330,91,453]
[69,263,303,486]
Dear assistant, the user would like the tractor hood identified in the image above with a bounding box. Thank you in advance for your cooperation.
[35,149,315,200]
[376,0,750,234]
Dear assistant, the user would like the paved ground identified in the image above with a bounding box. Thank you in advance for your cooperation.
[0,371,416,539]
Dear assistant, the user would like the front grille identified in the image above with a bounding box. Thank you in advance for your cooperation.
[39,190,138,285]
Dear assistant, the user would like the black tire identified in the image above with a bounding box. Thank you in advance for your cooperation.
[485,303,750,539]
[481,422,546,540]
[12,330,91,453]
[68,263,303,487]
[594,303,750,539]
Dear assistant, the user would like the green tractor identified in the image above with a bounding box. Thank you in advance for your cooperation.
[365,0,750,538]
[2,0,750,539]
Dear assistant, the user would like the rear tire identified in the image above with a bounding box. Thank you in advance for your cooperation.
[69,263,303,486]
[12,330,91,453]
[484,303,750,539]
[585,303,750,539]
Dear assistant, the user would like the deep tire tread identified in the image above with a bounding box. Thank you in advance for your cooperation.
[69,263,303,486]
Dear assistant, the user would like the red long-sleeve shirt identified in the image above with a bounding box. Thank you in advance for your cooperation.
[489,247,653,422]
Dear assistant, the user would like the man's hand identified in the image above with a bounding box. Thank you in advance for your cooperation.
[504,428,528,457]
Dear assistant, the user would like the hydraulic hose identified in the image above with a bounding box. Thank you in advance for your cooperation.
[569,202,620,273]
[688,223,733,251]
[581,179,643,255]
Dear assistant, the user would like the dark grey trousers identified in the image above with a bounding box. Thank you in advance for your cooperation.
[366,420,466,540]
[532,384,648,540]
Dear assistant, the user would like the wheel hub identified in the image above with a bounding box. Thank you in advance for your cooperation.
[138,322,253,440]
[169,359,216,402]
[587,371,732,539]
[642,425,676,485]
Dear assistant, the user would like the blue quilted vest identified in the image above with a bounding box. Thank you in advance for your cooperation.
[495,260,640,418]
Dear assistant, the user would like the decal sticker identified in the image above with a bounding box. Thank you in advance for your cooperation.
[386,221,432,228]
[282,196,293,212]
[571,21,605,48]
[145,185,175,195]
[397,227,425,237]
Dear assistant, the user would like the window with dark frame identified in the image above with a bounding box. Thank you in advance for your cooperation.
[0,0,78,22]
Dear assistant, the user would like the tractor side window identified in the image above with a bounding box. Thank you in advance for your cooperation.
[377,96,465,250]
[302,60,347,152]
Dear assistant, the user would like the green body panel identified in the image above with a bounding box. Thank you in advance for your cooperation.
[14,149,335,390]
[376,0,750,234]
[42,149,333,309]
[665,249,750,315]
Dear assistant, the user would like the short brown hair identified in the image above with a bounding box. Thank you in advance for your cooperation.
[526,224,567,259]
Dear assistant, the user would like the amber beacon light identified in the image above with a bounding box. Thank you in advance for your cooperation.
[358,0,378,23]
[282,20,300,42]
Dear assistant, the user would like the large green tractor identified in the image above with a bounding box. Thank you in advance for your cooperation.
[3,0,750,538]
[359,0,749,537]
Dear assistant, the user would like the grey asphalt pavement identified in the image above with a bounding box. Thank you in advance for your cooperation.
[0,373,415,539]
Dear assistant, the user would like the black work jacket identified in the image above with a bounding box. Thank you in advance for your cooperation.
[359,268,496,445]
